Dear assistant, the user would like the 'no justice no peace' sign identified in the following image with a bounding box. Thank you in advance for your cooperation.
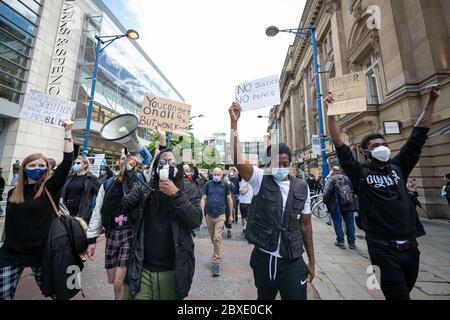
[235,75,281,111]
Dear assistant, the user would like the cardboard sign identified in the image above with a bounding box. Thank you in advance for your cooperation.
[328,71,367,115]
[20,90,76,128]
[139,95,191,133]
[235,75,280,111]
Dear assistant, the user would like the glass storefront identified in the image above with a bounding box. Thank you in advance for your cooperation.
[0,0,42,104]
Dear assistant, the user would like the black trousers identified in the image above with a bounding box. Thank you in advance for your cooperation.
[366,239,420,300]
[250,248,308,300]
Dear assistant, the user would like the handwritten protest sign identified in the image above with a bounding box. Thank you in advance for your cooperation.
[235,75,280,111]
[327,71,367,115]
[20,90,76,128]
[90,154,105,178]
[139,95,191,133]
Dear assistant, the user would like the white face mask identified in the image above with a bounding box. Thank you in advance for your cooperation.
[370,146,391,163]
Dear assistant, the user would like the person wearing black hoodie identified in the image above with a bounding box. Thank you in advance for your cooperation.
[325,84,440,300]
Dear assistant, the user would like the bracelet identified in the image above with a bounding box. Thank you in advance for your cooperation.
[64,137,73,141]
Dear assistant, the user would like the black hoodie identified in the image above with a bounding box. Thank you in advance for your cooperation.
[335,127,428,241]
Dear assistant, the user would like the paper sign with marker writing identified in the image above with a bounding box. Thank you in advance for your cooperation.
[328,71,367,115]
[235,75,280,111]
[139,95,191,133]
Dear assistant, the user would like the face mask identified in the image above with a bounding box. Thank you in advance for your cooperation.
[73,163,82,173]
[24,168,48,180]
[369,146,391,163]
[271,168,290,181]
[126,163,135,171]
[213,176,222,183]
[157,165,178,181]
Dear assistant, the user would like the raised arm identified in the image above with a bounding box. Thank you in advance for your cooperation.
[415,84,440,128]
[229,102,253,181]
[325,93,344,147]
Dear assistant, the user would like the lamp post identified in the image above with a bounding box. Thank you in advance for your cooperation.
[81,29,140,158]
[266,25,330,185]
[257,115,280,145]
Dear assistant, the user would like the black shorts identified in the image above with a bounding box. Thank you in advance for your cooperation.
[240,203,251,219]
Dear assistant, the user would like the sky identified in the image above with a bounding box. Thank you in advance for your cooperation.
[104,0,306,142]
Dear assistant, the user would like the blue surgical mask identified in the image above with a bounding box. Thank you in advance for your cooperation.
[271,168,290,181]
[73,164,82,173]
[213,176,222,183]
[24,168,48,181]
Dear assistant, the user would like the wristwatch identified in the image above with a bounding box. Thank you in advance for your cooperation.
[64,137,73,141]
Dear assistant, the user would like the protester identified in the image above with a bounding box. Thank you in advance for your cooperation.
[441,173,450,207]
[60,156,100,224]
[0,168,5,217]
[323,166,356,249]
[325,84,440,300]
[200,168,234,277]
[229,168,240,224]
[86,152,145,300]
[238,173,253,233]
[119,149,201,300]
[223,173,234,239]
[11,160,20,186]
[307,174,319,194]
[0,121,74,300]
[229,102,315,300]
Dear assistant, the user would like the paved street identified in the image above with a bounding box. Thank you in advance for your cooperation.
[0,210,449,300]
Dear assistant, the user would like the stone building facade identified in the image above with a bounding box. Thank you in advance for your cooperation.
[268,0,450,218]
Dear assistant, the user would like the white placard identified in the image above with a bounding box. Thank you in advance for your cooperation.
[312,135,321,156]
[235,75,280,111]
[20,90,76,128]
[91,154,105,177]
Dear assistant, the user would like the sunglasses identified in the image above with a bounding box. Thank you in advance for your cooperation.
[74,161,83,165]
[158,159,177,167]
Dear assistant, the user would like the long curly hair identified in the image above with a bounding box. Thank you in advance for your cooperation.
[149,149,185,213]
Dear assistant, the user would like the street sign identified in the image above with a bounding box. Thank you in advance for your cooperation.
[312,135,321,156]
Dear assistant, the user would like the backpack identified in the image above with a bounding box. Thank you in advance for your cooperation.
[335,176,354,206]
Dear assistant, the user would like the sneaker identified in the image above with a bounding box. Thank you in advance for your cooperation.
[335,242,346,249]
[227,230,231,239]
[211,264,220,277]
[349,243,356,250]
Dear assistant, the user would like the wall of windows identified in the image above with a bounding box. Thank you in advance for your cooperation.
[0,0,42,104]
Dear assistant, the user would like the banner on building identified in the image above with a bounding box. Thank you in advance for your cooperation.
[139,95,191,133]
[312,135,321,156]
[20,90,76,128]
[235,75,280,111]
[327,71,367,116]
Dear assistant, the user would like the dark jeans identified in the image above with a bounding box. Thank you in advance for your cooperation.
[366,239,420,300]
[233,195,239,223]
[330,210,356,245]
[250,248,308,300]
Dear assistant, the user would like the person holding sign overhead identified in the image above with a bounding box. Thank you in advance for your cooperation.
[325,84,440,300]
[0,120,74,300]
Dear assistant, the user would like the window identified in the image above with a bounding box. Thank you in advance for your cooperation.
[364,54,383,105]
[0,0,42,103]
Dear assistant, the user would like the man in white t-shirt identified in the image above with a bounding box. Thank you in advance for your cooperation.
[238,174,253,232]
[229,102,315,300]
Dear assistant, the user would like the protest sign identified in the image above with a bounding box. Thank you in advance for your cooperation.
[139,95,191,133]
[198,169,209,177]
[20,90,76,128]
[235,75,280,111]
[312,135,321,156]
[327,71,367,115]
[90,154,105,177]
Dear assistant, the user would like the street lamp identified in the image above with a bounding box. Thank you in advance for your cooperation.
[266,25,330,185]
[81,29,140,158]
[257,115,280,145]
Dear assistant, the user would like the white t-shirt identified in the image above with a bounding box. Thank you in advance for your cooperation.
[248,166,311,258]
[238,180,254,204]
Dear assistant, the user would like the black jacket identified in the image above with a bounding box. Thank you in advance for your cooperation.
[336,127,428,240]
[61,172,100,224]
[121,180,202,299]
[41,215,87,300]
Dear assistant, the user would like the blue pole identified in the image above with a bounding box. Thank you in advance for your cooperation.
[82,37,102,158]
[311,26,329,186]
